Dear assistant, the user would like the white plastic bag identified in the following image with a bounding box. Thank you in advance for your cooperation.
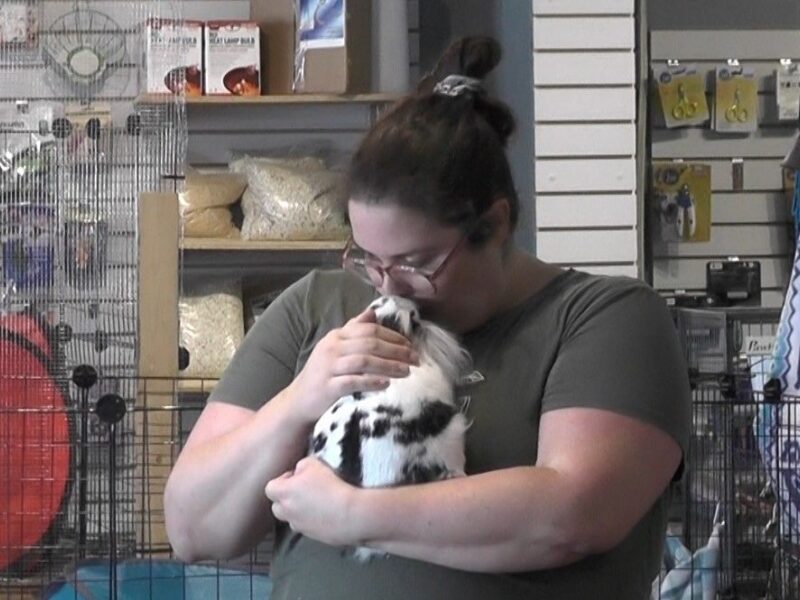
[179,279,244,378]
[231,155,349,241]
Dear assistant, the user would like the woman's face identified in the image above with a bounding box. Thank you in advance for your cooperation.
[347,200,504,332]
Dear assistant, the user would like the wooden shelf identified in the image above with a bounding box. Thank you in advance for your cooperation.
[136,93,401,106]
[180,237,347,251]
[177,378,219,394]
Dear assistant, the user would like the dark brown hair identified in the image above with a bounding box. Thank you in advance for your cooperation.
[345,37,518,245]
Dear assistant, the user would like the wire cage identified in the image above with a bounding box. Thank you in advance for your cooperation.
[1,371,270,600]
[659,306,800,599]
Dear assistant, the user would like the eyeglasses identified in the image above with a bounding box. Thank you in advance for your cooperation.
[342,233,468,295]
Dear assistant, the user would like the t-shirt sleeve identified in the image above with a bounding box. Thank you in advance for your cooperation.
[207,273,311,411]
[542,280,692,457]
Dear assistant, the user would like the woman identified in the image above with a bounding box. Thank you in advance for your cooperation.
[164,37,691,599]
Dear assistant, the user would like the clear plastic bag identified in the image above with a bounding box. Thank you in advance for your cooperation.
[179,279,244,379]
[178,171,246,238]
[230,155,349,241]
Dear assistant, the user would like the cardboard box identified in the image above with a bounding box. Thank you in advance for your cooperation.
[204,21,261,96]
[145,19,203,96]
[293,0,371,94]
[250,0,295,94]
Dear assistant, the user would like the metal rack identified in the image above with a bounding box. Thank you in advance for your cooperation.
[1,371,270,600]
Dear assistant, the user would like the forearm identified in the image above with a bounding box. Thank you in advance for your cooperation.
[165,385,312,562]
[353,467,597,572]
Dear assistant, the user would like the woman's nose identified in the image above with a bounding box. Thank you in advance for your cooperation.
[379,273,414,297]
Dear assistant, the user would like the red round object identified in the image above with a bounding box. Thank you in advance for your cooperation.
[0,314,71,573]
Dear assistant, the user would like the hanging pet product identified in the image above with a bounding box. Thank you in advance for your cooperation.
[0,1,39,48]
[0,102,55,200]
[713,62,758,134]
[64,211,108,288]
[653,162,711,242]
[1,204,55,291]
[777,59,800,122]
[42,2,127,99]
[654,62,710,129]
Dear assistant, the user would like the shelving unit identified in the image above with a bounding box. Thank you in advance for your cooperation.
[176,378,219,393]
[136,93,402,106]
[169,93,398,395]
[180,238,347,251]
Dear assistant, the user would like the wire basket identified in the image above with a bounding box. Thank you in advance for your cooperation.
[665,306,795,599]
[1,371,270,600]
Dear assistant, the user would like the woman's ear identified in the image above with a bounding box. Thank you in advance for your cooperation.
[469,197,511,245]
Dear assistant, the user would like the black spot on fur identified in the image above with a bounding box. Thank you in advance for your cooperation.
[331,401,342,414]
[394,400,457,445]
[375,405,403,417]
[401,462,447,484]
[379,313,402,334]
[330,422,338,432]
[352,391,363,400]
[371,418,391,438]
[339,410,366,485]
[312,432,327,453]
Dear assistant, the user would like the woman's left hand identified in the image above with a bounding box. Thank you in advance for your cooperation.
[265,457,360,547]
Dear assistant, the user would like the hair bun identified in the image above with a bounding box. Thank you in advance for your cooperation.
[418,36,501,92]
[417,36,515,146]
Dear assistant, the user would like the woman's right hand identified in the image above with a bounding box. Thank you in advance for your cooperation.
[289,307,419,423]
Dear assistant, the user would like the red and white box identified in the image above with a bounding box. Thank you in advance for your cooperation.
[204,21,261,96]
[144,18,203,96]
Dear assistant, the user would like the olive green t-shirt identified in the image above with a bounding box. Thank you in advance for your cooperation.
[210,268,691,600]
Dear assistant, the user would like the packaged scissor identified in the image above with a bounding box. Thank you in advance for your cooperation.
[654,63,710,129]
[713,65,758,133]
[777,61,800,122]
[652,162,711,243]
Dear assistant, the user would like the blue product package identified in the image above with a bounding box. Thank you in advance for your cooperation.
[1,205,53,290]
[298,0,344,45]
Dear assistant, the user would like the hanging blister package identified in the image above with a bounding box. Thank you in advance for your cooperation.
[0,103,54,192]
[777,62,800,122]
[654,64,710,129]
[713,65,758,133]
[652,162,712,243]
[64,211,108,288]
[0,204,54,291]
[0,1,39,48]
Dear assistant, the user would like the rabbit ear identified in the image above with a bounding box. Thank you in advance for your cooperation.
[418,319,472,382]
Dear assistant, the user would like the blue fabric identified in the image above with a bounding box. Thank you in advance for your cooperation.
[650,517,723,600]
[43,559,271,600]
[753,170,800,546]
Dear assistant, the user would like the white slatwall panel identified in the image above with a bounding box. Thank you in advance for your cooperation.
[650,31,797,308]
[533,2,639,277]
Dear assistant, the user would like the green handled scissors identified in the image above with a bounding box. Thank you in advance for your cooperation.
[725,88,749,123]
[672,84,699,120]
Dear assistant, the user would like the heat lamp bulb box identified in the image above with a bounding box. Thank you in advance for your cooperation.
[144,18,203,96]
[204,21,261,96]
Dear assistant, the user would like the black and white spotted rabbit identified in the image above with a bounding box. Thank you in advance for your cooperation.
[309,295,472,561]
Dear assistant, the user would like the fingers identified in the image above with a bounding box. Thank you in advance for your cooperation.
[329,374,391,398]
[341,320,411,346]
[265,470,293,500]
[340,336,418,362]
[351,307,377,321]
[332,354,411,379]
